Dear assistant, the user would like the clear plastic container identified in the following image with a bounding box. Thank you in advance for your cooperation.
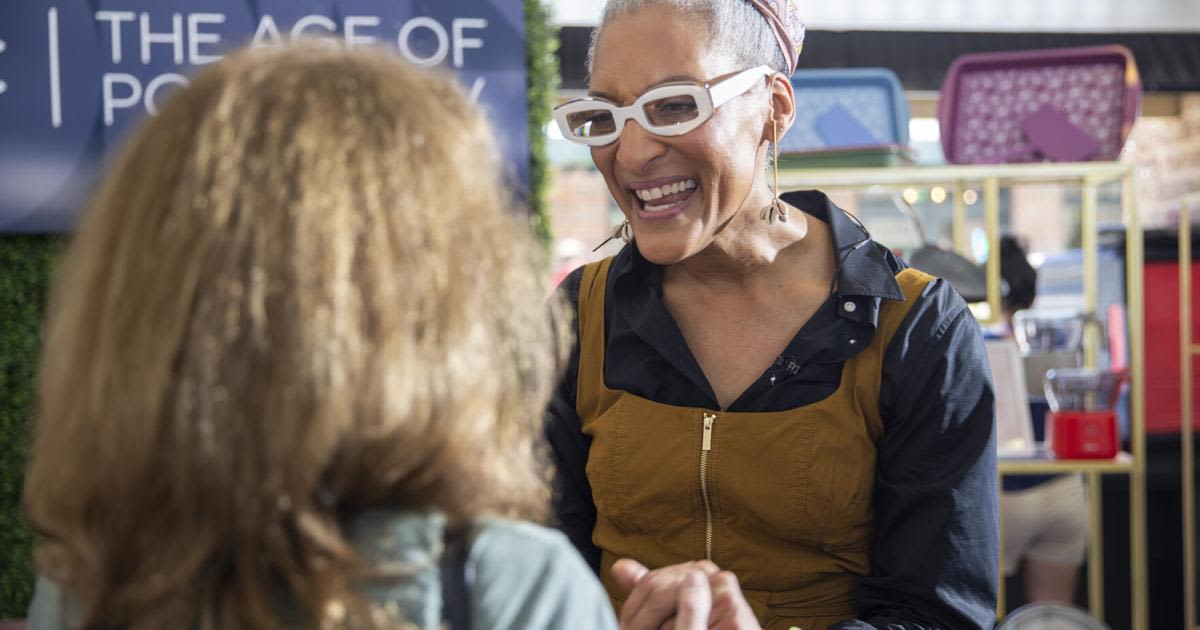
[1044,368,1123,412]
[1012,309,1085,355]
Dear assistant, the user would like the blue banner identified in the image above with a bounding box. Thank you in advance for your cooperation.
[0,0,529,232]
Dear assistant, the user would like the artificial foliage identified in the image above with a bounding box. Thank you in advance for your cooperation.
[0,236,58,617]
[0,0,559,617]
[524,0,560,247]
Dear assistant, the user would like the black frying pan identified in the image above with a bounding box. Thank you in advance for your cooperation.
[890,192,1008,304]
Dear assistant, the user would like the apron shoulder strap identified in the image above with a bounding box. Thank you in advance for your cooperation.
[877,268,939,342]
[853,268,940,441]
[575,256,615,421]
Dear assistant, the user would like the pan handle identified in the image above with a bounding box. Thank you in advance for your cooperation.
[888,191,932,249]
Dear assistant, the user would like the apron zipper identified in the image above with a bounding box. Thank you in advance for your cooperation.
[700,412,717,560]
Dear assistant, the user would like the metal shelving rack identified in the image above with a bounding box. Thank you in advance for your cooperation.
[1179,192,1200,630]
[780,161,1147,630]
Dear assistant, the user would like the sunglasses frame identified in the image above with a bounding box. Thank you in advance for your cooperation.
[553,65,776,147]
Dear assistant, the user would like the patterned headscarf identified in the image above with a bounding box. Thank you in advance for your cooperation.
[744,0,806,75]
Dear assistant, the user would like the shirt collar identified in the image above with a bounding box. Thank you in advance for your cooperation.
[779,190,904,302]
[609,190,905,326]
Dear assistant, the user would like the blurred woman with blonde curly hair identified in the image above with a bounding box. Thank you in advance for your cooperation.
[22,43,618,630]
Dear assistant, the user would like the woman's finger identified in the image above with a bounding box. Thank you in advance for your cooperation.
[620,572,679,629]
[619,561,720,630]
[612,558,651,595]
[671,571,711,630]
[707,571,761,630]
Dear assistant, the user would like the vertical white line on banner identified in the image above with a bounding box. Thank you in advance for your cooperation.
[48,7,62,128]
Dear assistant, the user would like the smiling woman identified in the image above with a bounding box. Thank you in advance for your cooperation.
[544,2,1000,630]
[576,1,796,265]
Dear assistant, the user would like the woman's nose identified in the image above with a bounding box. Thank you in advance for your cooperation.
[612,118,667,174]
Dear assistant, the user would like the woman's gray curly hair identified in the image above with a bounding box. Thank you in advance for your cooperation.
[586,0,788,77]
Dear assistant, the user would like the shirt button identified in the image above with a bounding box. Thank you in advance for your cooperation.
[843,301,857,313]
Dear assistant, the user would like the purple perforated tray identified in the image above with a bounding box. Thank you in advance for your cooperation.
[938,45,1142,164]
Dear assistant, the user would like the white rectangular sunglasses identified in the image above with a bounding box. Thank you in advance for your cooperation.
[553,65,775,146]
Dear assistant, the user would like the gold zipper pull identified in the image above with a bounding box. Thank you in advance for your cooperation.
[702,413,716,451]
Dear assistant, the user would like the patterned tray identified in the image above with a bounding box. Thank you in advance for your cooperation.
[938,45,1142,164]
[779,68,910,155]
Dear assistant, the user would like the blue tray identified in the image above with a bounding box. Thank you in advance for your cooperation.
[780,68,911,154]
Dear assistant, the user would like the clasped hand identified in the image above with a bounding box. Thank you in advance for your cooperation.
[612,558,762,630]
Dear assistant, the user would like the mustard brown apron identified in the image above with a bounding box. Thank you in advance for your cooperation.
[575,256,933,630]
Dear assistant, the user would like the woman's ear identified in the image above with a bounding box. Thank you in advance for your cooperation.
[768,72,797,137]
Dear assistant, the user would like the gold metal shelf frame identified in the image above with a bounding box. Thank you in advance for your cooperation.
[781,161,1147,629]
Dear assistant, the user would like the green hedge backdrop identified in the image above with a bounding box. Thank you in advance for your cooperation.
[0,1,558,617]
[0,236,59,618]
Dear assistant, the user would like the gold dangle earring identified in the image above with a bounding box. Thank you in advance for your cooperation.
[592,219,632,252]
[761,117,788,224]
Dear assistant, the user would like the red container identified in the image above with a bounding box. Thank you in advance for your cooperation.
[1143,259,1200,434]
[1047,410,1120,459]
[1101,228,1200,435]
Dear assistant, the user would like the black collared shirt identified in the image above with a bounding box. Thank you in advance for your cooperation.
[546,191,998,630]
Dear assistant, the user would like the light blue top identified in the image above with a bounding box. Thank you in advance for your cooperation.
[27,512,617,630]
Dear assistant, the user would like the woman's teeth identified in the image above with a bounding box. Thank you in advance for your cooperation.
[635,179,697,203]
